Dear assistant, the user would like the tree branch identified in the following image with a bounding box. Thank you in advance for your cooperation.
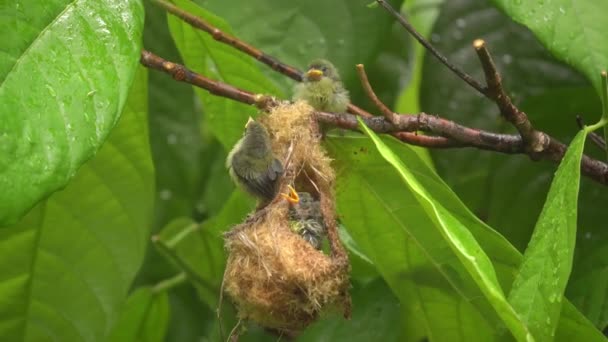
[473,39,549,153]
[356,64,397,123]
[140,50,608,185]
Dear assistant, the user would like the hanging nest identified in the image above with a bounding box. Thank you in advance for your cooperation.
[223,100,351,333]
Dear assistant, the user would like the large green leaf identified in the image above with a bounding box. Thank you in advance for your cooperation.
[0,0,145,225]
[326,133,605,341]
[490,0,608,93]
[299,279,401,342]
[167,0,282,149]
[158,191,253,308]
[108,288,170,342]
[420,0,587,217]
[0,67,154,341]
[358,120,531,341]
[508,130,586,340]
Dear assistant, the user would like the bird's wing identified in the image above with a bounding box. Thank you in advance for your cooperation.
[268,158,283,181]
[232,156,283,200]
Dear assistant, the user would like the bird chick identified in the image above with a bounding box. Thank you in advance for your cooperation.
[285,189,326,250]
[293,59,350,114]
[226,118,284,206]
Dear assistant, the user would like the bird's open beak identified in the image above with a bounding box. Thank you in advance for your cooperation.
[245,116,255,128]
[306,69,323,81]
[281,185,300,204]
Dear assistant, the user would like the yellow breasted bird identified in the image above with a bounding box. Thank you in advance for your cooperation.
[293,59,350,113]
[226,118,284,205]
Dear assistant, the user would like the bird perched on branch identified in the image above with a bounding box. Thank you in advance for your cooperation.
[293,59,350,114]
[283,187,326,250]
[226,117,284,206]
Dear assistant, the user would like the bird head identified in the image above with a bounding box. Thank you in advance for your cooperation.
[303,59,341,82]
[241,117,272,155]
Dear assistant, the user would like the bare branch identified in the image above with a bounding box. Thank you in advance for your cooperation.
[140,51,608,185]
[473,39,549,153]
[356,64,397,123]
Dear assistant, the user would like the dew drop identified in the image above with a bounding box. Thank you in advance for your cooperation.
[167,134,177,145]
[46,84,56,97]
[502,54,513,65]
[456,18,466,28]
[159,189,172,200]
[431,33,441,43]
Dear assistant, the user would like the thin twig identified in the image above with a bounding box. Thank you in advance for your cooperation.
[375,0,486,95]
[473,39,549,153]
[577,115,606,151]
[141,50,258,106]
[228,319,242,342]
[356,64,397,123]
[140,51,608,185]
[217,268,228,342]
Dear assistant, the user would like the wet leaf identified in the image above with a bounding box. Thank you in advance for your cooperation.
[0,0,145,224]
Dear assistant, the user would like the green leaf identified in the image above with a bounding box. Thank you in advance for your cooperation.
[167,0,282,149]
[0,67,154,341]
[490,0,608,93]
[327,132,604,341]
[108,288,170,342]
[394,0,444,114]
[299,279,401,341]
[356,119,531,341]
[0,0,145,225]
[568,244,608,330]
[328,135,512,341]
[508,130,587,340]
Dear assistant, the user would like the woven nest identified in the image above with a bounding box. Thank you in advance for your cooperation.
[223,100,351,333]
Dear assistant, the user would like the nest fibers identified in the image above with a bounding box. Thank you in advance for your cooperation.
[223,100,351,333]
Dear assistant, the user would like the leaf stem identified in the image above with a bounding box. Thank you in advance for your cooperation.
[152,272,187,294]
[585,118,608,134]
[166,223,199,249]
